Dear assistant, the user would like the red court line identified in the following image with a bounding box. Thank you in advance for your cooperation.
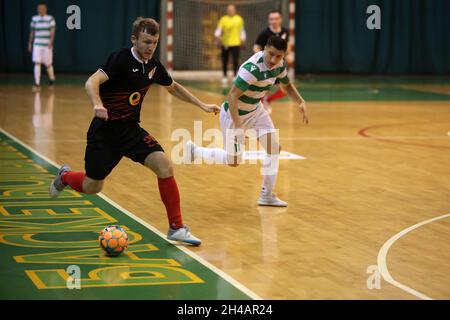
[358,123,450,150]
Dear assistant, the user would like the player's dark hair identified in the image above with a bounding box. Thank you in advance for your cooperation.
[266,35,287,52]
[132,17,159,38]
[268,10,282,16]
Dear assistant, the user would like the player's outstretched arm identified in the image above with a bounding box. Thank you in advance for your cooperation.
[280,82,309,124]
[165,81,220,114]
[85,70,109,120]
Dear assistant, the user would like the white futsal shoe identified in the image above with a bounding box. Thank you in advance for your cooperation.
[49,164,71,198]
[167,225,202,246]
[257,191,288,207]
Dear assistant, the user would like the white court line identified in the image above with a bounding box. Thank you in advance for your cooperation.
[243,150,306,160]
[377,213,450,300]
[280,136,450,141]
[20,135,450,144]
[0,127,262,300]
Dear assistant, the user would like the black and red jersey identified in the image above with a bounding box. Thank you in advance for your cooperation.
[255,27,290,50]
[99,47,173,122]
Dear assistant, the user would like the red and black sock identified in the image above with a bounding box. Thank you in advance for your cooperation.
[61,171,85,193]
[158,176,183,229]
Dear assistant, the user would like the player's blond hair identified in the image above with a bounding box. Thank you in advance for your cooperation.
[132,17,159,38]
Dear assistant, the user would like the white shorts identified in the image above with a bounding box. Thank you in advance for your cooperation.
[219,102,276,148]
[32,46,53,66]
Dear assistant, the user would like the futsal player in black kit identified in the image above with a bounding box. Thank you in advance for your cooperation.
[49,17,220,245]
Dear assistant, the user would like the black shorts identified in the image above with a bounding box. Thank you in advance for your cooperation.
[84,118,164,180]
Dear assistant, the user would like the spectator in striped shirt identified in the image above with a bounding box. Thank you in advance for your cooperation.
[28,3,56,90]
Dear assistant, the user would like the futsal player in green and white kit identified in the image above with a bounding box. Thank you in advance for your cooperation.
[185,36,308,207]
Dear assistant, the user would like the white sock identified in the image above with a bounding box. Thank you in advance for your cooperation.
[46,65,55,81]
[195,146,228,164]
[261,154,279,195]
[34,64,41,85]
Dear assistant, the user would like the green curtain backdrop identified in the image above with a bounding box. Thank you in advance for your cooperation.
[0,0,160,73]
[1,0,449,74]
[296,0,450,73]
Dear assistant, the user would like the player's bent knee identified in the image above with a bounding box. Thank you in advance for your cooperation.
[156,163,174,178]
[165,164,175,177]
[143,151,174,178]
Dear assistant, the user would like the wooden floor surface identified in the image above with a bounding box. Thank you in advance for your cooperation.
[1,80,450,299]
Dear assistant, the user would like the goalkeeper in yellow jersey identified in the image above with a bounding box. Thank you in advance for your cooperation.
[214,4,246,85]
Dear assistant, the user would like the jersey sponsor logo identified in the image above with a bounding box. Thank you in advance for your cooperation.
[128,92,142,106]
[282,33,287,40]
[148,67,156,79]
[132,68,139,73]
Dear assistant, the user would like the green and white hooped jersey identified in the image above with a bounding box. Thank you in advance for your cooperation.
[226,51,290,114]
[30,15,55,47]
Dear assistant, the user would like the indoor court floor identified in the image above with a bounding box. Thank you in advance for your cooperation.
[1,74,449,299]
